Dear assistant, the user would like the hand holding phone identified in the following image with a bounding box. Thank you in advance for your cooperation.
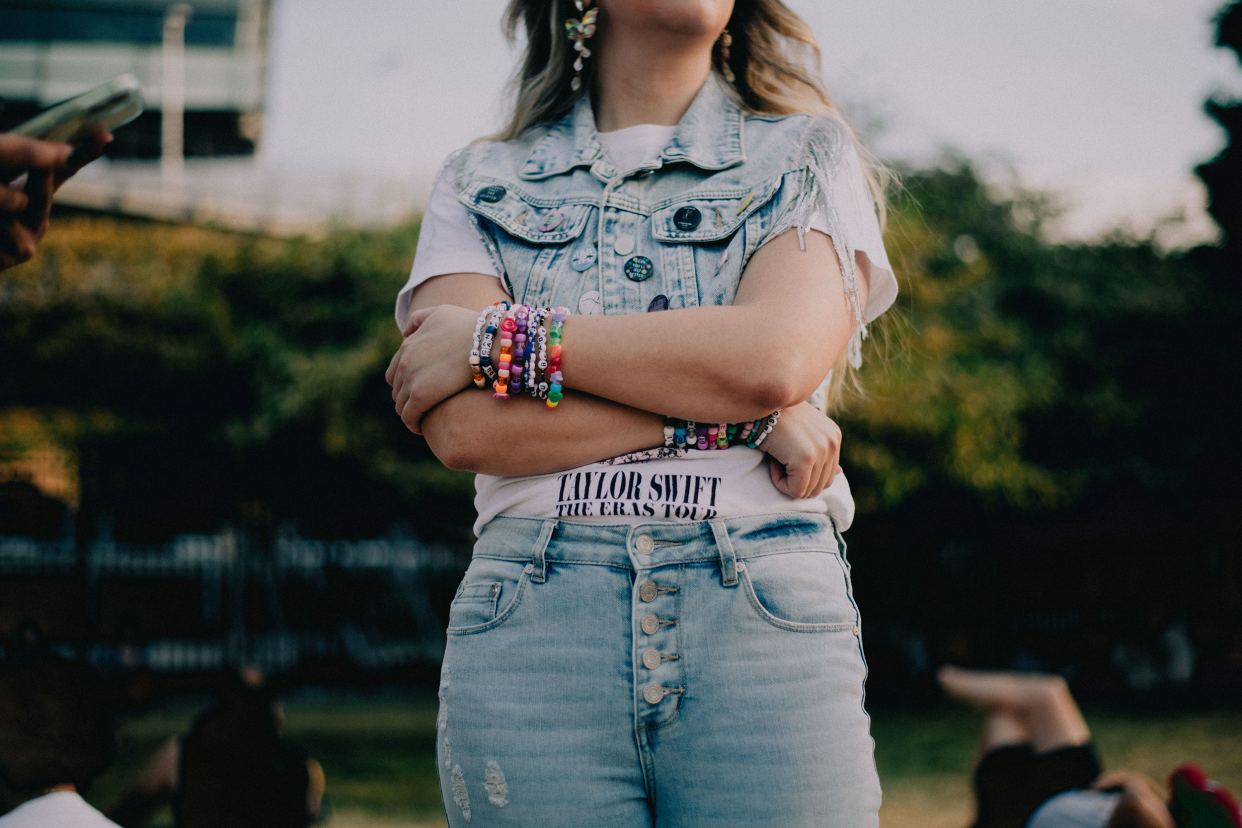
[2,74,142,184]
[1,75,139,269]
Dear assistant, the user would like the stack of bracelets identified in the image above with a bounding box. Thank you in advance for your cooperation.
[469,301,782,439]
[470,302,570,409]
[662,411,781,450]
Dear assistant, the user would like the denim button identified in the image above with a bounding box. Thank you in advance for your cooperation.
[624,256,654,282]
[639,582,658,602]
[635,534,655,555]
[614,234,635,255]
[642,648,662,670]
[476,185,506,203]
[673,206,701,231]
[643,683,665,704]
[640,614,659,635]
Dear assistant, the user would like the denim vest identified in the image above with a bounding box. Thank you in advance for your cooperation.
[447,76,866,378]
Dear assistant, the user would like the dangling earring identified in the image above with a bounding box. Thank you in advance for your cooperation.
[718,29,736,84]
[565,0,598,92]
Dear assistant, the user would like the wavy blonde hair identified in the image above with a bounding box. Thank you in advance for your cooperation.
[495,0,892,406]
[496,0,889,226]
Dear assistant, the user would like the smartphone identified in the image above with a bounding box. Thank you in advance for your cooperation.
[9,73,143,146]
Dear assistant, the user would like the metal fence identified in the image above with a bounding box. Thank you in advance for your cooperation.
[0,528,466,679]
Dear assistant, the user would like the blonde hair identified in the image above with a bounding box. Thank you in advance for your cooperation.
[496,0,892,407]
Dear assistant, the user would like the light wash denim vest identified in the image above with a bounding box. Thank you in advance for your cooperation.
[446,76,866,392]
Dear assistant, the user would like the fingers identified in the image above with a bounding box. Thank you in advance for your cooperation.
[0,186,28,213]
[0,134,73,171]
[384,346,402,388]
[21,166,56,231]
[402,305,434,337]
[769,458,794,497]
[57,131,112,189]
[0,223,39,268]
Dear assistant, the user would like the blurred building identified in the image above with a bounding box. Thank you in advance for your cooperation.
[0,0,433,233]
[0,0,268,158]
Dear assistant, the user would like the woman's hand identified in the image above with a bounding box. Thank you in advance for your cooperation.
[1,131,110,271]
[760,402,843,500]
[385,303,481,434]
[1094,771,1176,828]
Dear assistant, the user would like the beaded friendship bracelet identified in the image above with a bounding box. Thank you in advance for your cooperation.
[479,302,509,383]
[547,307,568,409]
[471,303,568,409]
[662,412,781,451]
[469,306,491,389]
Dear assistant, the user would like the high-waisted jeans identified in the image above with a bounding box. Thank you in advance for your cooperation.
[435,513,881,827]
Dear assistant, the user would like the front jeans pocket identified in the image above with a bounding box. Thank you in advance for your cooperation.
[447,558,532,634]
[739,550,859,633]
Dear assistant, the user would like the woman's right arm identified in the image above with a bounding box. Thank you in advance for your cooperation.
[393,271,666,475]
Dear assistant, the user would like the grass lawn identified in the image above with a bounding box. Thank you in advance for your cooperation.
[85,696,1242,828]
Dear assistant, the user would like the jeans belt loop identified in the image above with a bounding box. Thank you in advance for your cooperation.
[709,519,738,588]
[531,518,557,584]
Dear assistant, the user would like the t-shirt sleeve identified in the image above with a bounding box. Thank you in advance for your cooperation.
[394,165,506,329]
[804,141,898,325]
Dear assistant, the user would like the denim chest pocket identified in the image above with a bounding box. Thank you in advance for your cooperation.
[738,550,859,633]
[650,179,782,307]
[464,179,592,246]
[447,557,532,634]
[650,178,780,245]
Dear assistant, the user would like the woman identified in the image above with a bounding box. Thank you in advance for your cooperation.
[385,1,898,824]
[937,666,1241,828]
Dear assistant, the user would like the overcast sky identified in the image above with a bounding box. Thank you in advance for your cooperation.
[262,0,1240,245]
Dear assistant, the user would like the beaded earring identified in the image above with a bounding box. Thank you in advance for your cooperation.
[565,0,598,92]
[718,29,735,84]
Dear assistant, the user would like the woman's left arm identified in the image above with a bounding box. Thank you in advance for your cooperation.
[390,228,867,430]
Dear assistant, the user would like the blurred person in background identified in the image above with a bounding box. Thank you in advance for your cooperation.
[0,653,119,827]
[0,132,109,271]
[386,0,898,824]
[938,666,1242,828]
[107,668,324,828]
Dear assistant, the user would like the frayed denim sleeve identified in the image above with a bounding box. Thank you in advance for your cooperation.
[762,116,876,371]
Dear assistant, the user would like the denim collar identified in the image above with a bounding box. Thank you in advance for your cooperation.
[519,75,746,180]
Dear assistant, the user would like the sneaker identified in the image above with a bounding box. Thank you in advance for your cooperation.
[1168,763,1242,828]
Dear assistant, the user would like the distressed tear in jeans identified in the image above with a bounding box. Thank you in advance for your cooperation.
[451,763,471,821]
[485,760,509,807]
[438,666,450,732]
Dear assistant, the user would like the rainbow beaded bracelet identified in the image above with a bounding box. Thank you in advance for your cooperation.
[663,412,781,451]
[471,303,568,409]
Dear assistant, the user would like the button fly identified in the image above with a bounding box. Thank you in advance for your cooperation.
[643,683,665,704]
[640,614,660,635]
[635,534,655,555]
[639,582,658,602]
[642,648,661,670]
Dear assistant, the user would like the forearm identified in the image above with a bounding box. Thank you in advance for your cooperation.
[560,230,867,422]
[422,386,665,476]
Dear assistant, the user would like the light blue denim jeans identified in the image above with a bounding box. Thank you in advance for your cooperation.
[436,513,881,827]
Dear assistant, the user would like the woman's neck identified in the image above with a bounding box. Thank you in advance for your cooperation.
[592,26,715,132]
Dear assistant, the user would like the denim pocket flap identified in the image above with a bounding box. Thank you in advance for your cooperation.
[464,180,592,245]
[650,179,780,244]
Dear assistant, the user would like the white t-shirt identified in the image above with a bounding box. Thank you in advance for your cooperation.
[397,124,898,536]
[0,791,122,828]
[1025,790,1122,828]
